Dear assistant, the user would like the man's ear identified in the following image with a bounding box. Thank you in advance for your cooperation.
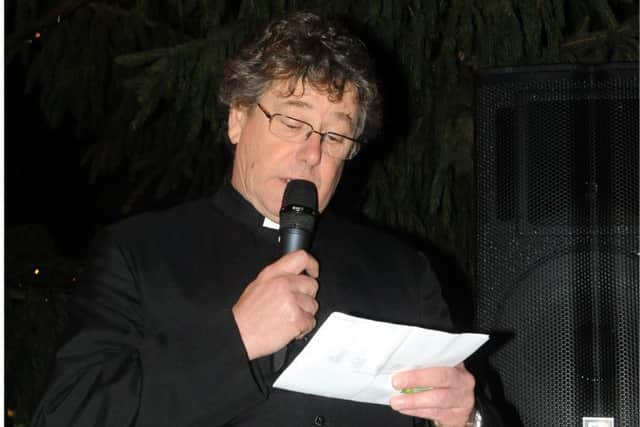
[227,105,248,145]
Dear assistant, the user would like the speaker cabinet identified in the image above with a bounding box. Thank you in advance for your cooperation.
[474,64,638,427]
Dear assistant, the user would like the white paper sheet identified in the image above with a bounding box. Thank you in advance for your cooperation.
[273,312,489,405]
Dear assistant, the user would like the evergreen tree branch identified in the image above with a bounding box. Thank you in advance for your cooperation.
[8,0,639,275]
[589,0,619,29]
[560,15,638,52]
[561,28,610,49]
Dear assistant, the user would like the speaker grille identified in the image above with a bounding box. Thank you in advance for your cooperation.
[474,64,639,426]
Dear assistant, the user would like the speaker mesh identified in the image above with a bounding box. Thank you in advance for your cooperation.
[474,64,639,427]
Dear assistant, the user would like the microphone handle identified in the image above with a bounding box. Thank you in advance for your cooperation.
[280,228,313,254]
[273,228,313,372]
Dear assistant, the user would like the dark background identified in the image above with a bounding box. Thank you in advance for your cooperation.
[5,1,638,425]
[6,63,120,258]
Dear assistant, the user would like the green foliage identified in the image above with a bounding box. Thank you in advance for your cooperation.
[6,0,639,272]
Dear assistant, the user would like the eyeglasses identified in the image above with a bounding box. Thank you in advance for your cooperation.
[256,103,362,160]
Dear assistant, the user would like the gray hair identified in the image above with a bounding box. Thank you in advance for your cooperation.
[218,11,381,140]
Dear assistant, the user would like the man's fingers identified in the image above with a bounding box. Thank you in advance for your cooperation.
[259,250,319,280]
[392,364,472,390]
[289,308,317,339]
[390,387,472,410]
[392,367,446,389]
[295,292,319,315]
[299,315,317,337]
[294,274,319,297]
[267,273,318,300]
[389,385,475,427]
[233,250,320,360]
[389,364,475,425]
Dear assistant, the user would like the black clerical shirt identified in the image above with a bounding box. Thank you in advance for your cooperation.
[32,182,452,427]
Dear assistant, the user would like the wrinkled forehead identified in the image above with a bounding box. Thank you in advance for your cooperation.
[268,77,356,101]
[263,81,358,131]
[265,79,359,118]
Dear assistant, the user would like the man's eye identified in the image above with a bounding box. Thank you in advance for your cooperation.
[326,133,345,143]
[280,117,304,130]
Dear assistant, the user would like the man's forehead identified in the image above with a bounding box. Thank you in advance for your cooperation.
[266,79,358,119]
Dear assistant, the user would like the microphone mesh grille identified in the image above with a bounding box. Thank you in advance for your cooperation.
[281,180,318,211]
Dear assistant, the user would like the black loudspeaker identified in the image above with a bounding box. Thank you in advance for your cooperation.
[474,64,639,427]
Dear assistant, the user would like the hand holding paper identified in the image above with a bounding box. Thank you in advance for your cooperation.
[389,363,477,425]
[273,312,489,405]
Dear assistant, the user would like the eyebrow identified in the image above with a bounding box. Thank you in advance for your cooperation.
[278,99,354,127]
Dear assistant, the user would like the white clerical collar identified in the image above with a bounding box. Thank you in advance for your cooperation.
[262,217,280,230]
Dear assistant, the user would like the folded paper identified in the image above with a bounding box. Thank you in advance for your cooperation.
[274,312,489,405]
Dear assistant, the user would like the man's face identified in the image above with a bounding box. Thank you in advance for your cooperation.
[228,80,359,222]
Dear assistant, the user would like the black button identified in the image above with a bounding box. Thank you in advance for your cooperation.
[314,415,325,426]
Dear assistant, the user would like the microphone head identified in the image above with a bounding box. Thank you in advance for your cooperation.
[281,179,318,212]
[280,179,318,233]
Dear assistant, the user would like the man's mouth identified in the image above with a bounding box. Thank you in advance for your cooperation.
[281,177,314,186]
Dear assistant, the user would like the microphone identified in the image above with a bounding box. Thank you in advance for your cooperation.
[279,179,318,254]
[272,179,318,372]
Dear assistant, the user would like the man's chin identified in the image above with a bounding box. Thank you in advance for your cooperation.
[259,198,283,223]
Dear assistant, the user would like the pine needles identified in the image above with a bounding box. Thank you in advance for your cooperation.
[7,0,639,275]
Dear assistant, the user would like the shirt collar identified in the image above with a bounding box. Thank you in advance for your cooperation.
[262,216,280,230]
[211,180,280,240]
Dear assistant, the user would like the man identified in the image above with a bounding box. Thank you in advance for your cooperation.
[33,11,491,427]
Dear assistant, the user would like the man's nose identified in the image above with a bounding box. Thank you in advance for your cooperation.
[298,130,323,166]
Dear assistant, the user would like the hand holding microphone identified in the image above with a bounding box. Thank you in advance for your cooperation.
[232,180,319,361]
